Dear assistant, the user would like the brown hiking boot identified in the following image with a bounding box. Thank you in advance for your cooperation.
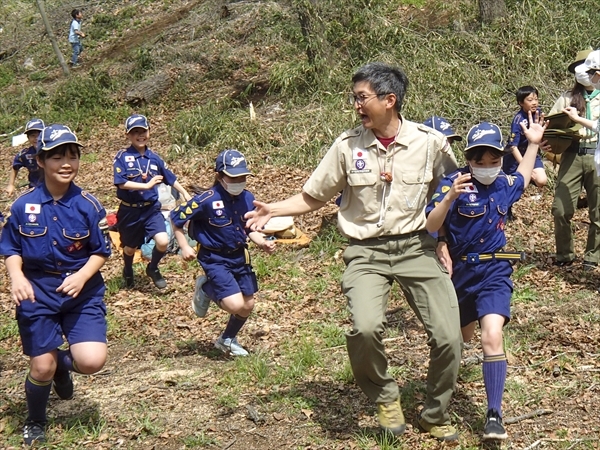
[376,398,406,435]
[418,416,458,441]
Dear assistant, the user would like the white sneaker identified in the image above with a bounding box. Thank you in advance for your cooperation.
[191,276,211,318]
[214,335,249,356]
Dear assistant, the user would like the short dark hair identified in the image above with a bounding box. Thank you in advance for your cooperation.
[37,143,81,162]
[464,147,505,163]
[71,9,81,19]
[351,62,409,113]
[516,86,538,104]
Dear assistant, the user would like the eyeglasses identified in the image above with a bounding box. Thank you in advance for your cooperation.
[348,92,390,106]
[586,68,600,76]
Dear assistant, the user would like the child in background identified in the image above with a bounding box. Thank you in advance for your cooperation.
[503,86,548,192]
[425,112,547,441]
[68,9,85,67]
[113,114,191,289]
[423,116,463,146]
[5,118,45,196]
[0,125,111,446]
[171,149,275,356]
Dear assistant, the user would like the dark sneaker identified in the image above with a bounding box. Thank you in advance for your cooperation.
[376,398,406,435]
[191,275,211,318]
[23,420,46,445]
[418,416,458,441]
[482,408,507,441]
[552,260,574,267]
[146,265,167,289]
[53,369,74,400]
[123,269,134,288]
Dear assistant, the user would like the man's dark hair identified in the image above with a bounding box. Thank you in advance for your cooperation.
[71,9,80,19]
[351,62,409,113]
[516,85,538,104]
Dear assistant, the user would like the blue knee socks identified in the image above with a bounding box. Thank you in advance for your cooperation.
[25,373,51,424]
[149,247,165,270]
[482,353,507,416]
[222,314,248,339]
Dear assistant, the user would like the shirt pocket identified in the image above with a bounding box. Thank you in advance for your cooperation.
[63,228,91,255]
[19,225,47,237]
[345,173,378,214]
[401,171,433,211]
[457,205,487,218]
[496,204,508,216]
[18,225,48,257]
[208,216,233,228]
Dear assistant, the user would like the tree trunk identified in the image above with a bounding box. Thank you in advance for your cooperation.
[292,0,330,75]
[35,0,70,75]
[479,0,507,24]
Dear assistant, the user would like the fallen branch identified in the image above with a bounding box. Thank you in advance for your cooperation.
[504,409,553,425]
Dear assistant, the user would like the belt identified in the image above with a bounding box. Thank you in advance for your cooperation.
[578,147,596,155]
[349,230,426,245]
[120,200,153,208]
[461,252,525,264]
[201,245,245,255]
[43,269,78,277]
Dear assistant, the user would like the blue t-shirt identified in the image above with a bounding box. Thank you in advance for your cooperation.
[113,146,177,203]
[170,183,255,253]
[425,167,525,260]
[0,183,111,272]
[69,19,81,43]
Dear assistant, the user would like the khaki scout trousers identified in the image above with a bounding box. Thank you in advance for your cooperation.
[552,152,600,263]
[341,232,461,425]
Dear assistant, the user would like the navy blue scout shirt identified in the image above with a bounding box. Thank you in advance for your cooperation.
[425,167,525,260]
[0,183,111,272]
[12,146,41,187]
[508,108,542,152]
[113,146,177,203]
[170,183,254,253]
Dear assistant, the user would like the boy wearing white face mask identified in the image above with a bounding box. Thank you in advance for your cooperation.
[170,149,275,356]
[425,113,547,442]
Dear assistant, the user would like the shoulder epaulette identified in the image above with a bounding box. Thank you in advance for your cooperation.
[499,173,516,186]
[15,186,36,200]
[338,127,362,142]
[113,149,129,163]
[81,190,103,212]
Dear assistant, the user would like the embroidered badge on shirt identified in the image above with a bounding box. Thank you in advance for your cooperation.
[469,194,477,203]
[28,214,37,223]
[352,149,367,160]
[185,207,193,214]
[212,201,224,209]
[25,203,41,214]
[125,155,135,162]
[67,241,83,253]
[150,164,158,170]
[355,159,366,170]
[215,210,223,216]
[116,167,122,173]
[191,201,198,209]
[441,186,450,193]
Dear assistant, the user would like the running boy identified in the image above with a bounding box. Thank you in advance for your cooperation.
[0,124,112,445]
[425,112,547,441]
[171,149,275,356]
[113,114,191,289]
[68,9,85,67]
[503,86,548,188]
[5,118,44,196]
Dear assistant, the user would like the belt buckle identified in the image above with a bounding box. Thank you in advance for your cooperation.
[466,253,480,264]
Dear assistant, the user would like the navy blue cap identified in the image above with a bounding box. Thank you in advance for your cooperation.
[37,124,82,154]
[464,122,506,153]
[125,114,149,133]
[423,116,462,141]
[25,118,45,133]
[215,149,252,177]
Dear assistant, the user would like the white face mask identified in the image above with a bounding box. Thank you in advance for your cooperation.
[470,165,501,185]
[575,68,593,88]
[221,179,246,196]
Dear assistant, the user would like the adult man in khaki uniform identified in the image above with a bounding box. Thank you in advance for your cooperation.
[246,62,462,441]
[550,48,600,268]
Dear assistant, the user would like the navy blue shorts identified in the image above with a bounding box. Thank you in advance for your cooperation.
[502,153,544,176]
[17,271,107,357]
[117,201,165,248]
[199,248,258,301]
[451,260,513,328]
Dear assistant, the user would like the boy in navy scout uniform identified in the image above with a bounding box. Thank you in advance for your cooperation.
[503,86,548,189]
[246,62,462,441]
[423,116,463,146]
[171,150,275,356]
[0,124,112,446]
[425,112,547,442]
[5,118,45,197]
[113,114,191,289]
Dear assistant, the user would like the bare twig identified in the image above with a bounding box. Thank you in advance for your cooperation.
[523,437,600,450]
[509,352,565,370]
[504,409,553,425]
[221,427,236,450]
[522,440,541,450]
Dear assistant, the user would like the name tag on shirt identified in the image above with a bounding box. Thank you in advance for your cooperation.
[150,164,158,170]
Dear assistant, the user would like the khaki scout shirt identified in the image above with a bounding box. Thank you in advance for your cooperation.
[303,116,458,240]
[550,91,600,144]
